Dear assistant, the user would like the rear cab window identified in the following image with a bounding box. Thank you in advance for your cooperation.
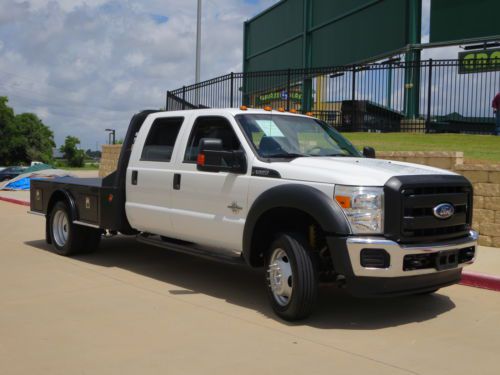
[141,117,184,162]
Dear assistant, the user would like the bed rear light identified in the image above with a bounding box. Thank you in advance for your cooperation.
[108,194,114,203]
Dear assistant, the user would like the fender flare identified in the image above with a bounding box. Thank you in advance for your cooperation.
[242,184,351,266]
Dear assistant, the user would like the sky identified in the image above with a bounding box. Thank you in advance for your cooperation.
[0,0,459,150]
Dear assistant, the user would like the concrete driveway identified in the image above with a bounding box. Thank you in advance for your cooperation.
[1,200,499,375]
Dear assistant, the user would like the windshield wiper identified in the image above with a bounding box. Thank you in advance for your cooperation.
[264,153,310,159]
[318,153,351,157]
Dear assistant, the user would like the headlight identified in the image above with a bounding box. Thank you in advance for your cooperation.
[334,185,384,234]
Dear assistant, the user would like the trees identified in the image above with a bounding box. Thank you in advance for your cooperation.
[0,96,55,165]
[60,136,85,167]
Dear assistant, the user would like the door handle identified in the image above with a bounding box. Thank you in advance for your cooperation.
[173,173,181,190]
[131,170,138,185]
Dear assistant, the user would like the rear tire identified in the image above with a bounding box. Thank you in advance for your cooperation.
[266,233,318,321]
[49,201,101,255]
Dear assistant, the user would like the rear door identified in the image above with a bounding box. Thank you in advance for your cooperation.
[169,115,252,252]
[125,115,187,236]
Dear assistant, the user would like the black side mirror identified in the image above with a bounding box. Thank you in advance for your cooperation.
[196,138,247,174]
[363,146,376,159]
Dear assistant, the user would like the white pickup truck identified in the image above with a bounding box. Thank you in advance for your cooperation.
[30,108,477,320]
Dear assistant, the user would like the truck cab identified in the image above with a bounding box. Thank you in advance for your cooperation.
[30,108,477,321]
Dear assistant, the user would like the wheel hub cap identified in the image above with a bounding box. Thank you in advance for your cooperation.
[268,248,293,306]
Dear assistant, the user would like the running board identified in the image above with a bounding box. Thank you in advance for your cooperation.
[136,234,245,266]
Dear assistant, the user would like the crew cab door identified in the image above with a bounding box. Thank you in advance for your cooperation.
[125,115,186,236]
[170,115,252,252]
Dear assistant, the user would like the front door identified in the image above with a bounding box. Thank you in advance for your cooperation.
[170,115,251,252]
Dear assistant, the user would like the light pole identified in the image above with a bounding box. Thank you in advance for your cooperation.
[105,129,116,145]
[195,0,202,106]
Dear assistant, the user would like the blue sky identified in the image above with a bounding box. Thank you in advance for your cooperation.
[0,0,458,150]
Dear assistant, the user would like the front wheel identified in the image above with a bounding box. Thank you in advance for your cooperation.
[266,233,318,321]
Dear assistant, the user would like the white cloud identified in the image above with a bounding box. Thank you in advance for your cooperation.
[0,0,277,149]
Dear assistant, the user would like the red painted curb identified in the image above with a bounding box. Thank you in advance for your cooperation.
[0,196,30,207]
[460,271,500,292]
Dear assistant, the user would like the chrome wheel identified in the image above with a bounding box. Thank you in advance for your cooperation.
[52,209,69,248]
[268,248,293,306]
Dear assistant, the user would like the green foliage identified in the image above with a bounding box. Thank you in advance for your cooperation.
[60,136,85,167]
[0,96,55,165]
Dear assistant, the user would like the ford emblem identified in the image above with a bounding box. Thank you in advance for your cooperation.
[433,203,455,219]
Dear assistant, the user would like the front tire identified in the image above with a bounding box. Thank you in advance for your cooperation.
[266,233,318,321]
[49,201,100,255]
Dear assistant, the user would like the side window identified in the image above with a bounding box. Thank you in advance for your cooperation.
[184,116,241,163]
[141,117,184,162]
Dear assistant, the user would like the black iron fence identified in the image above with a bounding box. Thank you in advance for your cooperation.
[166,59,500,134]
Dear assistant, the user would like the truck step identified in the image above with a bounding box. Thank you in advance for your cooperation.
[136,234,245,266]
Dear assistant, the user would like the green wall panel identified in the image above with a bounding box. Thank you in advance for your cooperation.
[311,0,407,67]
[244,0,409,72]
[430,0,500,43]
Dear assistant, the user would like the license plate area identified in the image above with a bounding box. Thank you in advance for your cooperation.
[435,250,459,271]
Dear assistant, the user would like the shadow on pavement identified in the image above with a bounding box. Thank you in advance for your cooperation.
[25,236,456,329]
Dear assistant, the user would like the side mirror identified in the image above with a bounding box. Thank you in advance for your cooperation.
[363,146,376,159]
[196,138,247,174]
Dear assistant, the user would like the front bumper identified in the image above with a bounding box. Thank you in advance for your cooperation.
[326,230,478,297]
[346,230,478,278]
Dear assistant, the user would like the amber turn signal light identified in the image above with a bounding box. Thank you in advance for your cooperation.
[335,196,351,209]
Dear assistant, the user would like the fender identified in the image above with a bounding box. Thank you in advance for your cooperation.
[45,189,79,244]
[242,184,351,265]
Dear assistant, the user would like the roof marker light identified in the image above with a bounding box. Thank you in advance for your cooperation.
[240,105,248,111]
[289,109,298,114]
[264,106,272,111]
[277,107,285,112]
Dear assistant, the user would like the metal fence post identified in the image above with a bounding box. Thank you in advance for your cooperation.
[426,59,433,132]
[286,69,291,111]
[351,66,356,130]
[166,91,170,111]
[182,86,186,110]
[230,72,234,108]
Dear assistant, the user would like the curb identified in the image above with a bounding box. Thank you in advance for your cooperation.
[0,196,30,207]
[1,194,499,293]
[460,271,500,292]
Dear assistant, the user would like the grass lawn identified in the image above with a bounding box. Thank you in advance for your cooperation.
[343,133,500,163]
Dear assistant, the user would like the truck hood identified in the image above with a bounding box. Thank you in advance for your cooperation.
[266,157,456,186]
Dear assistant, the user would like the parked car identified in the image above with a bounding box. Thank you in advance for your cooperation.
[0,166,25,181]
[29,108,477,321]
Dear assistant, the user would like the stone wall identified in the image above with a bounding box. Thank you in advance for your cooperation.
[455,164,500,248]
[377,151,464,171]
[99,144,122,177]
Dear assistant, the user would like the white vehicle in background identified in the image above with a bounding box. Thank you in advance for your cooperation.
[30,108,477,320]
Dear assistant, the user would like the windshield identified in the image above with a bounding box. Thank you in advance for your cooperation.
[235,114,361,159]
